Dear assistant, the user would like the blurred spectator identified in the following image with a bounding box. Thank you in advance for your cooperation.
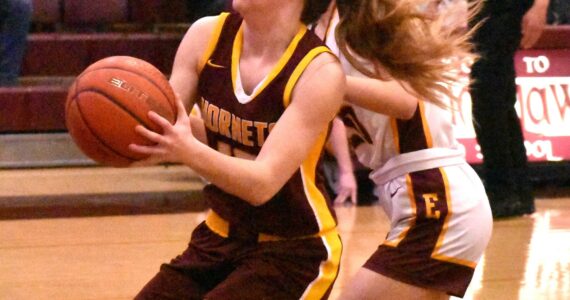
[0,0,32,86]
[468,0,549,218]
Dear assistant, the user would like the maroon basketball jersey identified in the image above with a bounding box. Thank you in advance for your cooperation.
[197,13,337,238]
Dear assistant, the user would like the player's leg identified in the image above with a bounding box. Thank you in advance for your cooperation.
[135,265,207,300]
[347,166,491,299]
[340,268,448,300]
[205,230,342,300]
[0,0,32,86]
[469,3,532,217]
[135,222,235,300]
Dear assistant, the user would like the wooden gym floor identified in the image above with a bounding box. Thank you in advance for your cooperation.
[0,166,569,300]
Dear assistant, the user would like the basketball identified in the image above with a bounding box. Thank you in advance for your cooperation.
[65,56,176,167]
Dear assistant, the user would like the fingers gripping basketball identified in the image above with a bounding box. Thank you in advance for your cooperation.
[65,56,177,167]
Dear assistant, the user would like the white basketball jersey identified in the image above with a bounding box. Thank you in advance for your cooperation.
[323,9,464,182]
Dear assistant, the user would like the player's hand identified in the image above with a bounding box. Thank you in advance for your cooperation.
[520,2,548,49]
[334,171,358,205]
[129,95,195,166]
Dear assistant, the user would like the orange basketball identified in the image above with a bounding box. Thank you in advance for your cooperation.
[65,56,176,167]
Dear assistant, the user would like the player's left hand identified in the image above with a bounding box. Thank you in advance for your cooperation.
[129,95,195,166]
[520,2,548,49]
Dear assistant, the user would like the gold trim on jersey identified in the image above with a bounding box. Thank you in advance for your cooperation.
[204,210,339,243]
[390,118,400,154]
[418,100,434,148]
[283,46,331,107]
[205,210,229,238]
[198,12,230,74]
[391,100,434,154]
[431,169,478,269]
[297,128,341,299]
[231,24,308,99]
[300,230,342,300]
[205,208,341,299]
[301,130,337,234]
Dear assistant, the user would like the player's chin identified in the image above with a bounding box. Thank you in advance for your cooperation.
[230,0,262,15]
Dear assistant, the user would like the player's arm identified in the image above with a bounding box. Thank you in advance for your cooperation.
[520,0,549,49]
[345,75,418,120]
[188,53,343,205]
[131,46,343,205]
[327,116,357,204]
[168,16,218,143]
[168,16,217,108]
[246,53,344,203]
[135,53,344,205]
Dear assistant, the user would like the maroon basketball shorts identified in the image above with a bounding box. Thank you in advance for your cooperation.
[366,163,493,298]
[136,210,342,300]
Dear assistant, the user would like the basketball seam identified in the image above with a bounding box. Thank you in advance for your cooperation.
[80,66,176,114]
[78,88,155,130]
[72,96,138,162]
[65,77,81,114]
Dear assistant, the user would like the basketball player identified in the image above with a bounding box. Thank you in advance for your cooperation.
[314,0,493,298]
[128,0,345,299]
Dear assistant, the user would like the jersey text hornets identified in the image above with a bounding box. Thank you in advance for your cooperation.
[200,98,276,147]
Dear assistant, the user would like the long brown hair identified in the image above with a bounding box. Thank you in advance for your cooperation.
[335,0,482,106]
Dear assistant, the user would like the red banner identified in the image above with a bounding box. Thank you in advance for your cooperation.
[451,49,570,163]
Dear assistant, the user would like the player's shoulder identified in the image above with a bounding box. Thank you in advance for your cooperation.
[291,50,345,109]
[177,14,231,67]
[184,14,226,42]
[303,51,345,86]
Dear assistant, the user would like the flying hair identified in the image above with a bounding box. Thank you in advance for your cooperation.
[335,0,483,107]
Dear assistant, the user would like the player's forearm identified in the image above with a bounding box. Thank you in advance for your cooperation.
[329,118,353,174]
[345,76,417,120]
[531,0,549,10]
[180,141,282,206]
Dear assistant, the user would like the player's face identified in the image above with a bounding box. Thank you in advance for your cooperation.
[232,0,270,13]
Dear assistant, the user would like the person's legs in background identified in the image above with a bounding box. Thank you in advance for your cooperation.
[0,0,33,86]
[468,1,535,218]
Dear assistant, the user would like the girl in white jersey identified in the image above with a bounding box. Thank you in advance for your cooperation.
[315,0,492,298]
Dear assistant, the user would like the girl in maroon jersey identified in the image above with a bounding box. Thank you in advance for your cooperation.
[129,0,347,299]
